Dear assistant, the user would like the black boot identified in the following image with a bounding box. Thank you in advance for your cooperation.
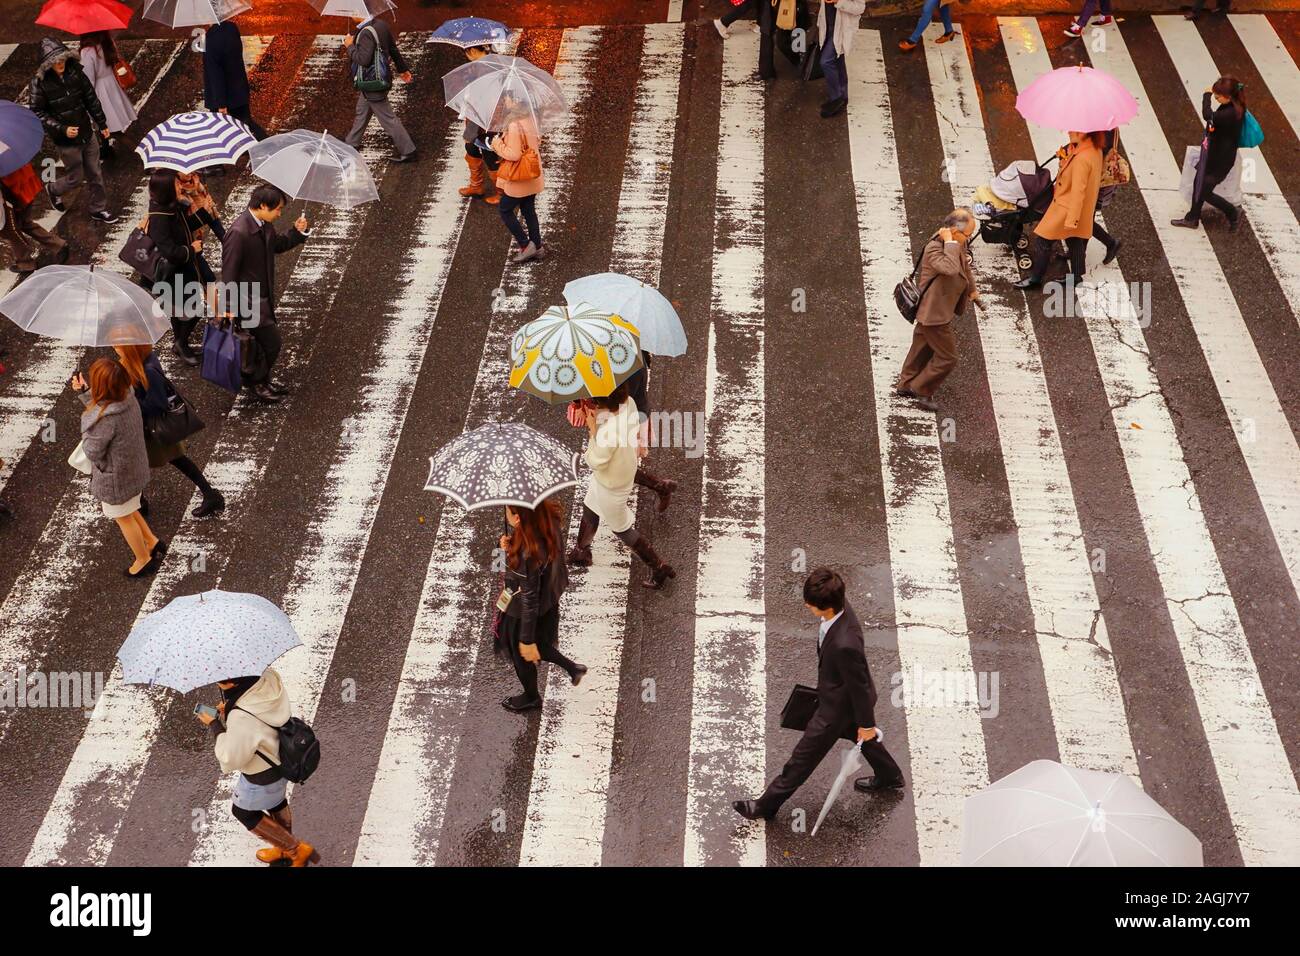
[566,510,597,566]
[170,318,199,367]
[630,535,676,590]
[634,468,678,515]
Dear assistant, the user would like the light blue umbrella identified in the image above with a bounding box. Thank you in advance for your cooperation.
[563,273,687,357]
[429,16,510,50]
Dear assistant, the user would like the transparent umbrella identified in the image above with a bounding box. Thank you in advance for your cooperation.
[248,129,379,209]
[140,0,252,28]
[443,54,568,134]
[306,0,396,19]
[0,265,170,346]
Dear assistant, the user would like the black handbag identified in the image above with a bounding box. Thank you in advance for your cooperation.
[119,214,174,285]
[145,387,205,447]
[894,239,941,324]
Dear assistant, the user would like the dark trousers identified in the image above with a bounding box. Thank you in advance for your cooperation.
[757,719,903,815]
[1029,233,1088,281]
[50,139,107,214]
[1,199,65,265]
[757,0,776,79]
[1074,0,1111,26]
[1189,0,1229,12]
[228,103,267,141]
[1187,161,1237,223]
[247,318,281,384]
[722,0,757,26]
[512,634,579,700]
[499,194,542,248]
[1092,218,1116,255]
[821,5,847,100]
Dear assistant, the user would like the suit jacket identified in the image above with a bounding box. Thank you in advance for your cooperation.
[1035,139,1102,241]
[1200,92,1242,180]
[350,18,408,102]
[915,234,974,326]
[204,21,251,111]
[812,603,878,735]
[220,209,307,325]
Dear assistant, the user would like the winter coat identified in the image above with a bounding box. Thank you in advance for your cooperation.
[29,38,106,147]
[1034,138,1102,241]
[818,0,868,57]
[914,234,975,327]
[203,20,251,111]
[78,393,150,506]
[214,669,292,778]
[79,45,136,134]
[1200,92,1242,180]
[492,119,544,198]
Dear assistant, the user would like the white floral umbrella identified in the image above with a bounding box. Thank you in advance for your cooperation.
[425,422,578,511]
[509,302,642,404]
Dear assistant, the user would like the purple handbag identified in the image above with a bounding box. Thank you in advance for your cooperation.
[200,319,242,394]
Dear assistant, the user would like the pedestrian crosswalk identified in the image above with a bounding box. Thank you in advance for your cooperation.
[0,15,1297,867]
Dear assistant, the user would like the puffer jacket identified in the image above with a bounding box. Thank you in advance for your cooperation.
[30,38,106,146]
[78,393,150,506]
[214,668,292,779]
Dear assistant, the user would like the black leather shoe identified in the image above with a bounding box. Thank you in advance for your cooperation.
[894,387,917,399]
[45,182,65,213]
[151,539,168,558]
[732,799,775,821]
[125,553,163,579]
[192,492,225,518]
[570,664,588,687]
[252,384,282,404]
[1102,238,1123,265]
[172,339,199,367]
[267,379,290,396]
[501,694,541,712]
[1170,216,1199,229]
[854,775,905,793]
[1013,276,1042,290]
[1229,207,1242,232]
[392,151,417,164]
[820,97,847,118]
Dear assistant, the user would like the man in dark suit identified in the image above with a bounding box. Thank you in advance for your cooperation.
[343,13,416,162]
[221,185,309,405]
[734,567,904,821]
[204,15,267,141]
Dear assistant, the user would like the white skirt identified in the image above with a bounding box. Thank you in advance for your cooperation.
[584,477,635,534]
[101,494,141,519]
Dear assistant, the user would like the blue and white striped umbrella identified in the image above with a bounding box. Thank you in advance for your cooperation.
[135,110,256,173]
[428,17,510,50]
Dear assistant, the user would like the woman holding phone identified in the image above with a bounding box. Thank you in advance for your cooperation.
[1172,76,1245,231]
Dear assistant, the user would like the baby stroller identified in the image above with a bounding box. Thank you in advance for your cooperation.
[974,155,1118,271]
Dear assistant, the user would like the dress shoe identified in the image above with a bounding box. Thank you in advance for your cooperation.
[192,491,225,518]
[854,775,905,793]
[1013,276,1042,290]
[732,799,775,821]
[1170,216,1199,229]
[1229,207,1243,232]
[935,30,958,43]
[267,379,290,396]
[151,539,168,558]
[914,395,939,412]
[894,387,917,399]
[501,694,541,712]
[45,182,65,213]
[820,97,847,119]
[8,262,36,275]
[392,151,417,164]
[1102,238,1123,265]
[898,39,918,52]
[570,664,588,687]
[252,384,282,404]
[172,339,199,367]
[125,553,163,579]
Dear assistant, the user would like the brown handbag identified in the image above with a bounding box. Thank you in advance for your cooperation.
[496,126,542,182]
[114,58,137,90]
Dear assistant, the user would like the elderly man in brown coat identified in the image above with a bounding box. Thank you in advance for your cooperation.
[896,208,978,412]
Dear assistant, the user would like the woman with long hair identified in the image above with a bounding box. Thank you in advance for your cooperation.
[1014,129,1105,289]
[497,497,586,712]
[71,358,163,577]
[78,31,136,159]
[1172,76,1245,231]
[487,103,546,263]
[567,382,676,589]
[144,168,221,366]
[115,343,224,518]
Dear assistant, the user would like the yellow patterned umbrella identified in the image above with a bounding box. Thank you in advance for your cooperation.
[509,302,643,404]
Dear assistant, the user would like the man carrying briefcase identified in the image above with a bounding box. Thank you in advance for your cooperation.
[734,567,904,821]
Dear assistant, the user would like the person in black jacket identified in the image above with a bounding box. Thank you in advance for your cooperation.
[343,13,416,162]
[734,567,904,821]
[1172,76,1245,232]
[203,16,266,142]
[497,498,587,712]
[29,38,118,224]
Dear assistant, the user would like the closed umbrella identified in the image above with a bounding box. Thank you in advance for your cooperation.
[509,303,643,404]
[117,590,302,692]
[811,741,868,836]
[136,111,257,172]
[961,760,1203,866]
[0,100,45,177]
[140,0,252,28]
[429,17,510,50]
[0,265,170,346]
[443,54,568,134]
[248,129,379,209]
[563,273,687,357]
[425,422,579,512]
[35,0,133,34]
[1015,65,1139,133]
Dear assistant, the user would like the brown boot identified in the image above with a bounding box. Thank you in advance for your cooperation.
[630,535,675,590]
[483,164,502,206]
[251,813,319,867]
[255,806,293,865]
[459,155,488,197]
[634,468,677,514]
[567,510,598,566]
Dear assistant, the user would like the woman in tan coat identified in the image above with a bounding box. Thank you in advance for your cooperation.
[1015,130,1104,289]
[488,112,546,263]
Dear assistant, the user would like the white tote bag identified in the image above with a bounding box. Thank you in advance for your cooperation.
[68,441,92,475]
[1178,145,1243,207]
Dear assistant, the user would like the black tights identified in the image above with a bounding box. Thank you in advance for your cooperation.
[1029,234,1088,282]
[231,798,288,831]
[512,637,580,701]
[172,455,214,496]
[583,505,641,549]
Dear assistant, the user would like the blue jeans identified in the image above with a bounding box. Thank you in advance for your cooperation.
[1074,0,1111,27]
[821,5,847,100]
[908,0,954,44]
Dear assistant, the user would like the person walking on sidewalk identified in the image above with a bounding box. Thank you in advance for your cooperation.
[78,31,136,161]
[496,498,587,713]
[898,0,957,52]
[115,344,224,519]
[733,567,904,822]
[203,13,267,142]
[488,113,546,262]
[567,382,676,590]
[197,668,320,867]
[29,38,119,225]
[896,209,978,412]
[1171,77,1245,232]
[72,358,163,578]
[221,185,310,405]
[816,0,867,119]
[458,45,501,205]
[1,161,68,274]
[344,12,416,163]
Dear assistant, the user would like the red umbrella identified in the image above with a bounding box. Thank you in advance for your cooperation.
[35,0,134,35]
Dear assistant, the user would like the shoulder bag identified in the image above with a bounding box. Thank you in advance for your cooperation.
[894,239,942,325]
[119,213,174,285]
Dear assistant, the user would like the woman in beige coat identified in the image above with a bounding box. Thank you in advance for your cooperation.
[1015,130,1104,288]
[488,113,546,263]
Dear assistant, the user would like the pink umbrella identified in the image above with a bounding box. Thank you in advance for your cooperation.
[1015,64,1139,133]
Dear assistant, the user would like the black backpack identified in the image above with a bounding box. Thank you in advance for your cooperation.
[233,706,321,784]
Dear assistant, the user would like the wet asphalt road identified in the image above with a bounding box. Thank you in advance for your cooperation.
[0,9,1298,867]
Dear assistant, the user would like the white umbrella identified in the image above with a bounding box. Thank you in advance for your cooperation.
[248,129,379,209]
[307,0,395,18]
[563,273,687,357]
[961,760,1203,866]
[0,265,170,346]
[136,110,256,172]
[811,740,867,836]
[117,590,302,693]
[140,0,252,28]
[443,54,568,134]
